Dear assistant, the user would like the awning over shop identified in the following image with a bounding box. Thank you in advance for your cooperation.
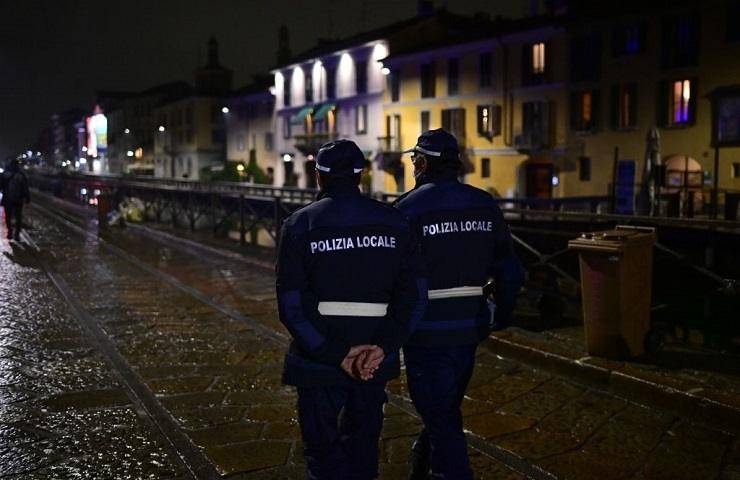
[313,103,335,121]
[290,106,313,125]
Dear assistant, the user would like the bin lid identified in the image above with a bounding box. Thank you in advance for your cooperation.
[568,225,656,253]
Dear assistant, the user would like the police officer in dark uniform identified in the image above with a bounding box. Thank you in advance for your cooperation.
[276,139,428,480]
[394,129,524,479]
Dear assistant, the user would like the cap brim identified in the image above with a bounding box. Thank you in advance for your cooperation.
[402,147,416,155]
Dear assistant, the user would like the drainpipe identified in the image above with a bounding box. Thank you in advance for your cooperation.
[495,36,512,146]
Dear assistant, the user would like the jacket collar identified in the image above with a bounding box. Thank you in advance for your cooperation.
[414,169,459,188]
[316,181,361,200]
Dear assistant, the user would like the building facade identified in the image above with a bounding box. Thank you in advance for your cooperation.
[225,78,276,183]
[561,0,740,213]
[50,108,85,168]
[272,41,388,189]
[106,82,192,175]
[271,9,493,191]
[376,0,740,210]
[153,37,233,180]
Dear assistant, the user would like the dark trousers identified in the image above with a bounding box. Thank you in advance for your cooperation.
[404,344,477,480]
[3,203,23,237]
[297,383,387,480]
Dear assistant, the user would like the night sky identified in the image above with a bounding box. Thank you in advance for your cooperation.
[0,0,525,160]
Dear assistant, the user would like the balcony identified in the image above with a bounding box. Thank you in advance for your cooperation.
[376,136,403,173]
[293,133,338,156]
[514,129,552,151]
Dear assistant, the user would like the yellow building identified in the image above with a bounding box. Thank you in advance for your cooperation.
[378,1,740,215]
[564,1,740,214]
[379,18,569,198]
[153,96,228,179]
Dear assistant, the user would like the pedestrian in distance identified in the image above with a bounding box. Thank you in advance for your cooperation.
[0,159,31,241]
[275,139,428,480]
[394,129,525,480]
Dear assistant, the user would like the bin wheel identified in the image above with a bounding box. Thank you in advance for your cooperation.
[645,328,666,354]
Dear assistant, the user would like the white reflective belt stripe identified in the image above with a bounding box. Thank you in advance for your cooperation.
[428,286,484,300]
[318,301,389,317]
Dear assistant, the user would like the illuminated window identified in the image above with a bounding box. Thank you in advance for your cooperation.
[477,105,501,138]
[570,90,599,132]
[532,43,546,74]
[670,79,692,125]
[523,42,548,85]
[732,163,740,178]
[611,83,637,129]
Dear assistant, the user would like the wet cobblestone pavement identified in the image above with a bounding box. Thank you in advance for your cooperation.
[2,204,739,479]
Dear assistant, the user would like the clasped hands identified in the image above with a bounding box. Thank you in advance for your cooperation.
[340,345,385,381]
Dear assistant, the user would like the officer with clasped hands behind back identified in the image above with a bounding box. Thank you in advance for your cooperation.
[276,139,428,480]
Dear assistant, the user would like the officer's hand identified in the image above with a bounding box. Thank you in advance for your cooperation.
[340,345,374,380]
[361,346,385,375]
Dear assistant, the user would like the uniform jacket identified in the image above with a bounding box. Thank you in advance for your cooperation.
[276,182,428,387]
[394,171,524,346]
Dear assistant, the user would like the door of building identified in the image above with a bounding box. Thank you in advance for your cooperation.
[525,162,553,199]
[305,160,317,189]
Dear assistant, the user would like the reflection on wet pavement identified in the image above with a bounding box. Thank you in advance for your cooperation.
[2,206,738,479]
[0,224,185,478]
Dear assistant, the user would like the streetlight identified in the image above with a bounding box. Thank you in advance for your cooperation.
[158,125,166,132]
[124,128,130,134]
[221,106,230,114]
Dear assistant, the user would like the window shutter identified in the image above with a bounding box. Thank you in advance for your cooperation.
[628,83,638,127]
[610,85,619,129]
[688,77,698,125]
[656,80,668,127]
[592,89,601,131]
[570,92,579,130]
[476,105,488,135]
[546,101,556,147]
[493,105,502,136]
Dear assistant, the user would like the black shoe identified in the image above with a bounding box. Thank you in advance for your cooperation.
[408,454,430,480]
